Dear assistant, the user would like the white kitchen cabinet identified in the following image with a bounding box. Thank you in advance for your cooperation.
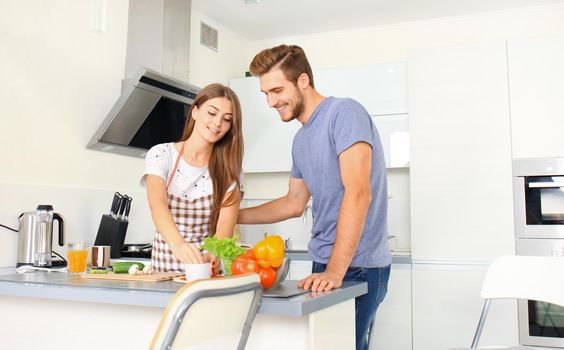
[229,62,409,173]
[229,77,301,173]
[370,263,412,350]
[508,34,564,159]
[408,41,515,260]
[238,199,312,251]
[372,114,409,168]
[315,62,408,117]
[411,262,518,350]
[287,260,313,281]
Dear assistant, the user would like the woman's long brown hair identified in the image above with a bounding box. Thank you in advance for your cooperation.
[179,83,243,235]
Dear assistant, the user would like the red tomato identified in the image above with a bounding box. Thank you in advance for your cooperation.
[231,256,259,275]
[241,249,255,260]
[258,266,277,289]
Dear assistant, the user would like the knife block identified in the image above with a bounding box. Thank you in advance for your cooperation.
[93,215,128,259]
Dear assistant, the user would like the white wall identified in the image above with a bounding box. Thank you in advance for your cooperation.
[188,9,249,86]
[0,1,249,267]
[241,2,564,210]
[2,2,564,266]
[0,1,141,266]
[124,0,164,79]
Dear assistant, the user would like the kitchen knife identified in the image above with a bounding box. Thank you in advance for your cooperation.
[124,196,133,221]
[110,192,122,218]
[117,195,128,219]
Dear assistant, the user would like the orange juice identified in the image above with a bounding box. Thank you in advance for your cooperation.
[67,249,88,273]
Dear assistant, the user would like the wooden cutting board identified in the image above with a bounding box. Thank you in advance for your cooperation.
[81,272,183,282]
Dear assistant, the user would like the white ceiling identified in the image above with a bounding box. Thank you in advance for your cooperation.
[193,0,564,41]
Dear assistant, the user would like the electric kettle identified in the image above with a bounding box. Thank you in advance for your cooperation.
[17,205,65,267]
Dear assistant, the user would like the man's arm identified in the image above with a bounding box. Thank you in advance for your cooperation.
[299,141,373,292]
[238,177,311,224]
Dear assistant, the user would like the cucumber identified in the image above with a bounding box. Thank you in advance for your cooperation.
[112,261,145,274]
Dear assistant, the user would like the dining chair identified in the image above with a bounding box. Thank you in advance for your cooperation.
[451,254,564,350]
[150,273,262,350]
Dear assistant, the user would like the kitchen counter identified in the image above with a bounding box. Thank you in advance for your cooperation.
[286,249,412,264]
[0,267,366,317]
[0,267,365,349]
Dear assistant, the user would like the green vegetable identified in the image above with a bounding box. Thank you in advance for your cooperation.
[112,261,145,274]
[89,269,109,274]
[200,235,245,276]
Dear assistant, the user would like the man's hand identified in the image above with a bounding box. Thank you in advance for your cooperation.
[170,242,205,264]
[298,271,343,292]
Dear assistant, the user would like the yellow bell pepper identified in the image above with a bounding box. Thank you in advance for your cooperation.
[253,235,285,269]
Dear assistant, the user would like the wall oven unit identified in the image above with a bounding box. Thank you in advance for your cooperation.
[513,157,564,239]
[516,239,564,348]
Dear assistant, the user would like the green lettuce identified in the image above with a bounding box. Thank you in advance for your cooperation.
[200,235,246,276]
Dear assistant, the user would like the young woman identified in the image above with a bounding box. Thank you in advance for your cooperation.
[141,83,243,272]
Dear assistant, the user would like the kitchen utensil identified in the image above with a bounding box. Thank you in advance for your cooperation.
[91,245,111,268]
[270,257,290,289]
[262,281,310,298]
[123,196,132,221]
[93,216,128,259]
[17,205,65,267]
[121,243,152,258]
[117,195,128,219]
[94,193,130,258]
[81,271,182,282]
[110,192,122,218]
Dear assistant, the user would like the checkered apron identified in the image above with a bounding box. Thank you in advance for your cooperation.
[151,142,213,272]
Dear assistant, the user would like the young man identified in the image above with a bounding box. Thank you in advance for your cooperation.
[237,44,391,350]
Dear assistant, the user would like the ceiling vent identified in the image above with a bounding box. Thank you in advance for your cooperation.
[200,21,218,51]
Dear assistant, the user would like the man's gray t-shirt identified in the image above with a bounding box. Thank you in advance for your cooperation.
[291,97,392,268]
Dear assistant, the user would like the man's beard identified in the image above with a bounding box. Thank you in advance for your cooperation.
[288,90,305,122]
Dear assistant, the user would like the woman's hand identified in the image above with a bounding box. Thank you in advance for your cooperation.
[170,242,205,264]
[204,253,222,275]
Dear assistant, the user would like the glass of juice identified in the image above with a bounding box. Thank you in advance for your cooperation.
[67,242,89,274]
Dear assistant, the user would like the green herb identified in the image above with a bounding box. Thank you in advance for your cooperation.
[200,235,246,276]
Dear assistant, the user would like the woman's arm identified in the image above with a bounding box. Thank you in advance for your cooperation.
[145,175,204,264]
[214,188,241,239]
[206,188,241,273]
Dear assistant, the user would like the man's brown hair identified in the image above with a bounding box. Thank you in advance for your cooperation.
[249,44,315,88]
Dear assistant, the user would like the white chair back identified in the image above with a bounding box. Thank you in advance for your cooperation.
[150,273,262,350]
[481,255,564,306]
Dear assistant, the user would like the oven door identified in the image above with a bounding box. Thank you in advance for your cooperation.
[514,175,564,239]
[519,299,564,348]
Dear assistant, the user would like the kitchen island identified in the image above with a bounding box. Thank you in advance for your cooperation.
[0,268,365,349]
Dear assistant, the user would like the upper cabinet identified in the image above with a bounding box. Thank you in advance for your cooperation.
[314,62,408,116]
[230,62,409,173]
[508,34,564,159]
[229,77,301,173]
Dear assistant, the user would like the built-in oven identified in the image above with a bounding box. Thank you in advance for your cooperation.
[513,158,564,239]
[516,239,564,348]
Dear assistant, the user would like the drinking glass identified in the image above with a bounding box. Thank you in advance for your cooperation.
[67,242,89,274]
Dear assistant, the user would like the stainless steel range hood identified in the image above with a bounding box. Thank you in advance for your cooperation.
[87,68,200,158]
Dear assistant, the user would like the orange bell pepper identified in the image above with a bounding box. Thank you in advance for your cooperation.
[253,235,285,269]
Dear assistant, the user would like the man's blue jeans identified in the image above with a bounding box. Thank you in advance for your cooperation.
[312,262,391,350]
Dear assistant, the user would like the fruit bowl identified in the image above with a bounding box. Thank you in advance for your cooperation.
[269,257,290,289]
